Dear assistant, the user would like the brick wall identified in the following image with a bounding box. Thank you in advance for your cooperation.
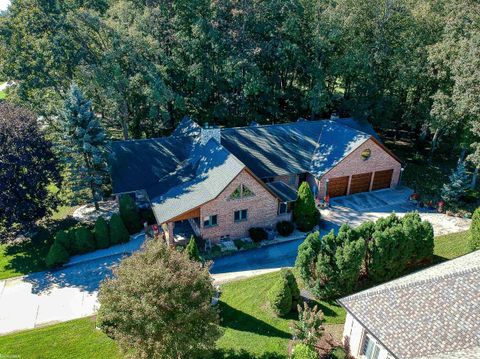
[200,169,289,241]
[316,138,402,198]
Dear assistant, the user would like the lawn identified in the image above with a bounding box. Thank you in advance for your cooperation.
[433,230,470,261]
[0,270,345,359]
[0,90,5,100]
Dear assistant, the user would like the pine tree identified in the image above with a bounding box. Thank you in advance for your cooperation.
[61,83,108,210]
[186,236,201,262]
[469,208,480,251]
[294,182,320,232]
[441,161,470,206]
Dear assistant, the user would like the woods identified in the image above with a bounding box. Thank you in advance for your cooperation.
[0,0,478,148]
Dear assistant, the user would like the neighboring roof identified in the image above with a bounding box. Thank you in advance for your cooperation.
[333,117,381,141]
[150,139,245,223]
[267,181,298,202]
[339,251,480,359]
[221,120,371,178]
[109,136,193,195]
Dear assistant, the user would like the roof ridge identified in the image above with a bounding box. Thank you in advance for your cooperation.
[220,119,325,132]
[341,254,480,303]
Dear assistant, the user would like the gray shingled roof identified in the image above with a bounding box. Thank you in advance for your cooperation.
[150,139,245,223]
[267,181,298,202]
[109,136,193,195]
[339,251,480,359]
[171,116,201,138]
[220,120,371,179]
[334,117,381,141]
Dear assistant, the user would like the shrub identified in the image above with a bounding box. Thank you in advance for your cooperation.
[291,343,318,359]
[249,227,267,242]
[268,275,292,317]
[276,221,294,236]
[441,161,470,206]
[294,182,320,232]
[46,242,70,268]
[96,240,220,358]
[139,208,156,225]
[119,194,142,234]
[94,217,110,249]
[110,213,130,244]
[186,236,201,261]
[281,269,300,310]
[469,208,480,251]
[291,302,324,347]
[72,226,96,254]
[295,231,322,282]
[53,230,74,253]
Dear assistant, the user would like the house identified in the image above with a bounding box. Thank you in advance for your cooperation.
[338,251,480,359]
[109,117,401,243]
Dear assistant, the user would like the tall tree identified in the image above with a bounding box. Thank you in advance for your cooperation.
[0,102,61,236]
[60,83,108,210]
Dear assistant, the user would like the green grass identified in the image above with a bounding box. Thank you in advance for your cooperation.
[216,270,345,357]
[433,230,471,261]
[0,317,122,359]
[0,90,5,100]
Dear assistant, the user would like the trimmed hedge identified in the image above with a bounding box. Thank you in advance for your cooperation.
[94,217,110,249]
[469,207,480,251]
[119,195,142,234]
[53,230,74,252]
[72,227,96,254]
[110,213,130,244]
[276,221,294,236]
[294,182,320,232]
[268,275,292,317]
[249,227,267,242]
[46,242,70,268]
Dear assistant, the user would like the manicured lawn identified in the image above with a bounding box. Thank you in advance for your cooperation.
[0,317,122,359]
[0,90,5,100]
[433,230,471,261]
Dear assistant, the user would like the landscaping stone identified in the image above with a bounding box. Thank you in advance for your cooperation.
[72,200,118,224]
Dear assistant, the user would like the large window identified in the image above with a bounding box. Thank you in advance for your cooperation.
[234,209,248,222]
[229,184,255,200]
[361,334,382,359]
[203,215,218,227]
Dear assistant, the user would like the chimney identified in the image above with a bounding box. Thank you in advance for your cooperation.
[200,123,221,145]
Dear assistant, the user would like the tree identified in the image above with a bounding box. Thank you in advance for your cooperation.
[46,242,70,268]
[268,275,292,317]
[97,239,220,359]
[119,195,142,234]
[441,161,470,206]
[72,226,95,254]
[53,230,74,253]
[94,217,110,249]
[0,102,61,235]
[469,208,480,251]
[60,83,108,210]
[294,182,320,232]
[186,236,201,262]
[281,269,300,311]
[109,214,129,245]
[291,302,324,347]
[295,231,322,284]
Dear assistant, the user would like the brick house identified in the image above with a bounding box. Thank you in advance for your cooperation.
[109,117,401,243]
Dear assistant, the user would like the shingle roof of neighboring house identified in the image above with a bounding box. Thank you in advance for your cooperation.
[171,116,201,138]
[266,181,298,202]
[339,251,480,359]
[149,139,245,223]
[220,120,371,178]
[333,117,381,141]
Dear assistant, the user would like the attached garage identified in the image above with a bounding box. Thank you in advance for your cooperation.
[349,172,373,194]
[327,176,349,198]
[372,169,394,191]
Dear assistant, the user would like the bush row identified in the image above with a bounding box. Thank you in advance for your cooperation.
[248,221,295,243]
[46,195,147,268]
[295,212,434,300]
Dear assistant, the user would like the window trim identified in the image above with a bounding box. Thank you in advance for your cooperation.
[234,209,248,222]
[203,215,218,228]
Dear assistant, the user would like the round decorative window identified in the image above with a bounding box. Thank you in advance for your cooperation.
[361,148,372,161]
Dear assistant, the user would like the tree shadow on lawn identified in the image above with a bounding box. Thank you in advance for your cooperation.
[219,301,292,340]
[4,217,78,277]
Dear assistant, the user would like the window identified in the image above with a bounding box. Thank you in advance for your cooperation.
[228,184,255,200]
[361,334,382,359]
[278,202,292,215]
[234,209,248,222]
[203,215,218,227]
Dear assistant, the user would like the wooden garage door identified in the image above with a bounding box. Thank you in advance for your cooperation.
[372,169,394,191]
[349,172,372,194]
[327,176,349,198]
